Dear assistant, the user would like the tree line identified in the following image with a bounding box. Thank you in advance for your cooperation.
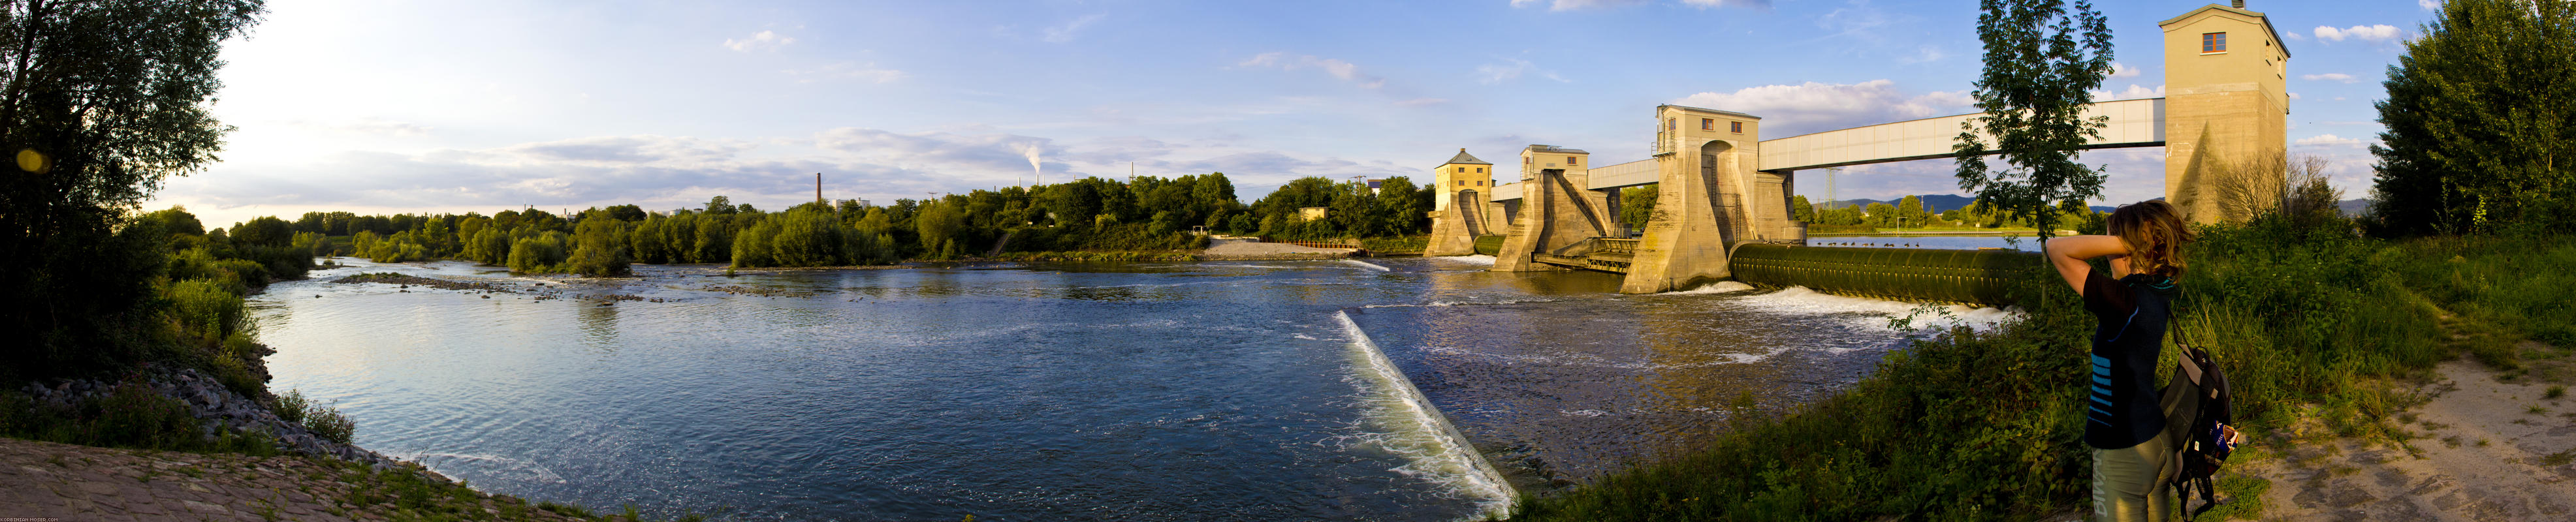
[225,173,1437,276]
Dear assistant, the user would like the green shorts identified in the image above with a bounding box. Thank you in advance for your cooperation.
[2093,429,2176,522]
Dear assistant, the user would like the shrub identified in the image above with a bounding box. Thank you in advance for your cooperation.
[303,399,356,446]
[271,390,311,425]
[89,382,201,450]
[506,232,570,273]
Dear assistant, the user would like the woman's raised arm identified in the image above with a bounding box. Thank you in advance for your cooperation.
[2044,235,2129,296]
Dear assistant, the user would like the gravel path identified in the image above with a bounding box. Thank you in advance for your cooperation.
[2238,354,2576,521]
[0,437,595,521]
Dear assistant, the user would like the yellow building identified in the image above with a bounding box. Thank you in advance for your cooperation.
[2162,2,2290,223]
[1430,149,1495,212]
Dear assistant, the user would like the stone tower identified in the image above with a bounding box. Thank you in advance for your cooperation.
[1424,149,1497,256]
[2161,3,2290,223]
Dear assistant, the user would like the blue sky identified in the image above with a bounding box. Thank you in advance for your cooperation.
[149,0,2437,228]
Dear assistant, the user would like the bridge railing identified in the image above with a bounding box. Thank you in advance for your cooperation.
[1592,238,1639,255]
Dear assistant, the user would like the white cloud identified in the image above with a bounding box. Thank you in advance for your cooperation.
[2301,72,2359,83]
[2109,62,2142,78]
[2289,92,2302,100]
[784,61,908,84]
[1896,46,1947,64]
[722,30,795,52]
[1237,52,1384,89]
[2421,0,2440,10]
[1042,14,1105,43]
[2090,84,2164,101]
[1680,0,1770,8]
[1670,80,1974,136]
[1510,0,1766,10]
[1395,98,1451,106]
[2314,24,2401,42]
[2294,134,2373,147]
[1476,57,1570,84]
[298,117,432,137]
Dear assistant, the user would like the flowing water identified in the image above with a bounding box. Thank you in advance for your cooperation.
[251,253,2016,521]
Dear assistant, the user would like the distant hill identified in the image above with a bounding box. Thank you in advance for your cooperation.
[1821,194,1979,213]
[1820,194,2377,217]
[1823,194,2121,213]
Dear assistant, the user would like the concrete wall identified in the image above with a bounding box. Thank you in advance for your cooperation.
[1493,166,1621,272]
[2163,3,2289,224]
[1621,106,1762,294]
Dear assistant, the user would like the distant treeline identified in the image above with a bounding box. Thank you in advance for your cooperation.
[238,172,1435,274]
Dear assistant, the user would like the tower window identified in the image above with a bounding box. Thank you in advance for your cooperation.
[1476,167,1484,173]
[2202,32,2227,54]
[1730,121,1744,134]
[1566,157,1579,166]
[1455,166,1465,173]
[1701,118,1715,131]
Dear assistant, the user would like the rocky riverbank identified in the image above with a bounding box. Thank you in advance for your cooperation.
[15,366,398,468]
[0,437,614,521]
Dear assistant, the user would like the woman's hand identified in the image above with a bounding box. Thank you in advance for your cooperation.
[2044,235,2129,296]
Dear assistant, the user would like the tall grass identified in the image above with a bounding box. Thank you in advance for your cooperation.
[1508,215,2557,521]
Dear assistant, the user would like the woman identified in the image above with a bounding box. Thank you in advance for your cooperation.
[2043,200,2193,522]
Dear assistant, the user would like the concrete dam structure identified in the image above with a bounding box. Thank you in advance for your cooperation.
[1423,3,2289,299]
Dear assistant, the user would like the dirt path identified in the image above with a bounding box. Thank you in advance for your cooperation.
[2237,352,2576,521]
[0,437,596,521]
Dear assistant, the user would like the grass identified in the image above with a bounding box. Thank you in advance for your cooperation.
[1506,215,2573,521]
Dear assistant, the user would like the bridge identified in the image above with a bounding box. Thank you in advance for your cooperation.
[1425,3,2290,297]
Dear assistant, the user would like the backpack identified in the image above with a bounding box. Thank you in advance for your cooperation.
[2157,318,2244,520]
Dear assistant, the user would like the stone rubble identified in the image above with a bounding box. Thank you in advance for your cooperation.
[15,365,400,469]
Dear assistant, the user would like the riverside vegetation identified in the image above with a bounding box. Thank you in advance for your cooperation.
[1508,192,2574,521]
[272,172,1437,274]
[1516,1,2576,518]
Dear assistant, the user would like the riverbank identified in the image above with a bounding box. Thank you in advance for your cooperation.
[0,437,676,521]
[1506,220,2573,519]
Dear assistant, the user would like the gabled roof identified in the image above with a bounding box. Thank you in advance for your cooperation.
[1442,148,1491,165]
[2161,3,2291,59]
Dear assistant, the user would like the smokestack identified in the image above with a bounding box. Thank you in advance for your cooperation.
[816,173,823,203]
[2231,1,2244,8]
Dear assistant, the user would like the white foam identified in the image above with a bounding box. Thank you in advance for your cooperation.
[1435,254,1497,266]
[1340,260,1394,271]
[1730,286,2023,333]
[1335,311,1515,519]
[1662,281,1755,295]
[1360,298,1559,309]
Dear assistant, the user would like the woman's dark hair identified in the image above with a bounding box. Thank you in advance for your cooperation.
[2107,200,2193,279]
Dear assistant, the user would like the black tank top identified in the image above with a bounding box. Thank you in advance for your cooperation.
[2082,271,2174,449]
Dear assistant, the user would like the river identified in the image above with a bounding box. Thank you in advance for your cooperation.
[249,245,2020,521]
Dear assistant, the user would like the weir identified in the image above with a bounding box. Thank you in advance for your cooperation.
[1728,245,2039,305]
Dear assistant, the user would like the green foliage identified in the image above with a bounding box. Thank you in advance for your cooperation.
[1790,194,1817,223]
[1954,0,2115,242]
[567,217,631,276]
[2369,0,2576,236]
[507,232,571,274]
[1515,213,2515,521]
[1622,185,1659,231]
[303,398,356,446]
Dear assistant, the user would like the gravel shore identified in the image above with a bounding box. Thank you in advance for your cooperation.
[1198,238,1357,260]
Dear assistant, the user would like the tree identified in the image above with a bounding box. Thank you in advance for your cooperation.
[567,217,629,276]
[0,0,266,378]
[1790,194,1816,224]
[1954,0,2114,243]
[2369,0,2575,236]
[1896,196,1926,228]
[1623,185,1661,232]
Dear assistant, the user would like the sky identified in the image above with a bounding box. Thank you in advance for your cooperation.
[144,0,2440,228]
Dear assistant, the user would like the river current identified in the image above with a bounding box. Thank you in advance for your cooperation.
[251,246,2018,521]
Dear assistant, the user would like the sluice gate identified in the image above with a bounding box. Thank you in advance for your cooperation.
[1726,244,2038,306]
[1472,236,1506,256]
